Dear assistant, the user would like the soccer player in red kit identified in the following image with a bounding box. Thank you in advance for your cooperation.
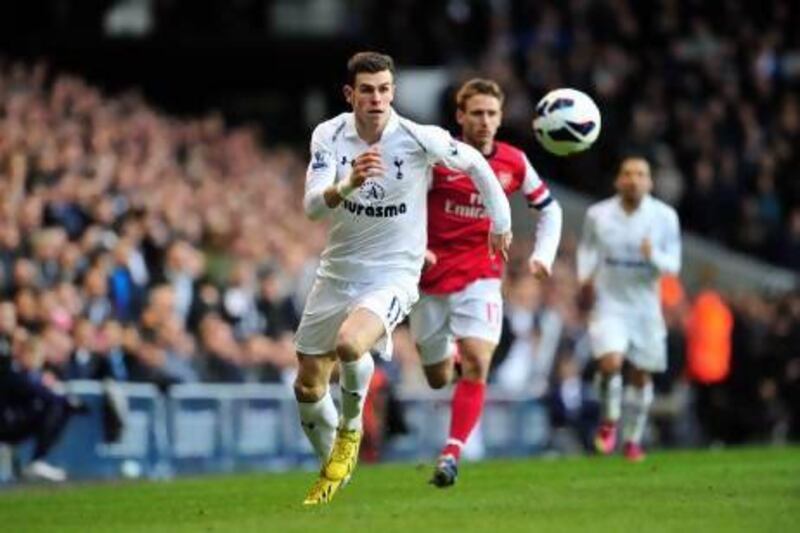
[408,79,563,487]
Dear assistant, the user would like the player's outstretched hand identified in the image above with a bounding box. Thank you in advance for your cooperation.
[529,259,549,280]
[350,145,385,187]
[422,249,438,272]
[488,231,512,261]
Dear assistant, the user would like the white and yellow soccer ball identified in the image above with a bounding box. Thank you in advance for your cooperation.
[533,88,601,156]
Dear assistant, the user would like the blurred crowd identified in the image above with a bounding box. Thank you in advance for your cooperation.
[367,0,800,270]
[0,61,327,391]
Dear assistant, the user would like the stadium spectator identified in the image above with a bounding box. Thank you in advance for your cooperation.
[107,238,146,323]
[0,335,85,481]
[493,273,562,396]
[685,281,734,444]
[0,302,18,371]
[220,260,261,341]
[254,265,300,340]
[772,291,800,441]
[198,313,246,383]
[65,319,103,380]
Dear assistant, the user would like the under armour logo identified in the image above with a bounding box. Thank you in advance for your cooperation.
[393,157,404,179]
[341,156,354,167]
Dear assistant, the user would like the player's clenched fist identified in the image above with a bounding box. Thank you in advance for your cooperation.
[351,146,385,185]
[337,145,385,198]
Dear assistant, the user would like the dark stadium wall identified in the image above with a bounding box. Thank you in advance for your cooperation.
[1,35,362,144]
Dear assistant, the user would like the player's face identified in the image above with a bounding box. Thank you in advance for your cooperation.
[457,94,502,149]
[344,70,395,127]
[615,158,652,203]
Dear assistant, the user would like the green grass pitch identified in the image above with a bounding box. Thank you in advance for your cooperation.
[1,447,797,533]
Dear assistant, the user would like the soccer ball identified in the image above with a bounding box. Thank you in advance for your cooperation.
[532,88,601,156]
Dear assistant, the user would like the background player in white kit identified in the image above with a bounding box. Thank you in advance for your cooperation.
[409,79,562,487]
[577,156,681,462]
[296,52,512,505]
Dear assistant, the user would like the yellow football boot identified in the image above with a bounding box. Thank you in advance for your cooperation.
[302,476,344,506]
[322,427,362,481]
[302,428,362,505]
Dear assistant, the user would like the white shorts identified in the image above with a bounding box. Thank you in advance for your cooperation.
[408,278,503,366]
[588,312,667,372]
[294,276,418,359]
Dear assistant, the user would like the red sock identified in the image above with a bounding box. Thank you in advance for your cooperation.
[441,379,486,461]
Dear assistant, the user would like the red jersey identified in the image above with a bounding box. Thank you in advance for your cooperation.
[420,141,553,294]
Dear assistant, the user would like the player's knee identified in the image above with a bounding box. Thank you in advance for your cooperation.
[629,369,651,387]
[419,342,452,388]
[461,353,490,382]
[425,369,451,389]
[335,330,362,362]
[293,379,326,403]
[599,354,623,375]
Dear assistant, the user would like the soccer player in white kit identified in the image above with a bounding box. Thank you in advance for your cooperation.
[577,156,681,462]
[296,52,512,505]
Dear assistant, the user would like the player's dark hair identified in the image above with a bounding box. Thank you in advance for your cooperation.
[618,153,652,172]
[346,52,395,86]
[456,78,505,110]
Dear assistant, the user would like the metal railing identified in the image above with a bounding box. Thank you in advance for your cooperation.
[2,381,549,482]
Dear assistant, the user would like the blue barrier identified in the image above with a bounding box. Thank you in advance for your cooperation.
[11,382,167,480]
[385,389,550,461]
[2,382,549,482]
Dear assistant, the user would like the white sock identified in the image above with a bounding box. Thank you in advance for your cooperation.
[622,382,654,445]
[597,373,622,423]
[298,389,338,462]
[340,354,375,431]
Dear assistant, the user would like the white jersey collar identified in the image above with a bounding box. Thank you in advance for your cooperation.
[343,108,399,142]
[615,193,652,215]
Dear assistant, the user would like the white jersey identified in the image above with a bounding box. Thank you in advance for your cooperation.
[577,194,681,319]
[304,109,512,285]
